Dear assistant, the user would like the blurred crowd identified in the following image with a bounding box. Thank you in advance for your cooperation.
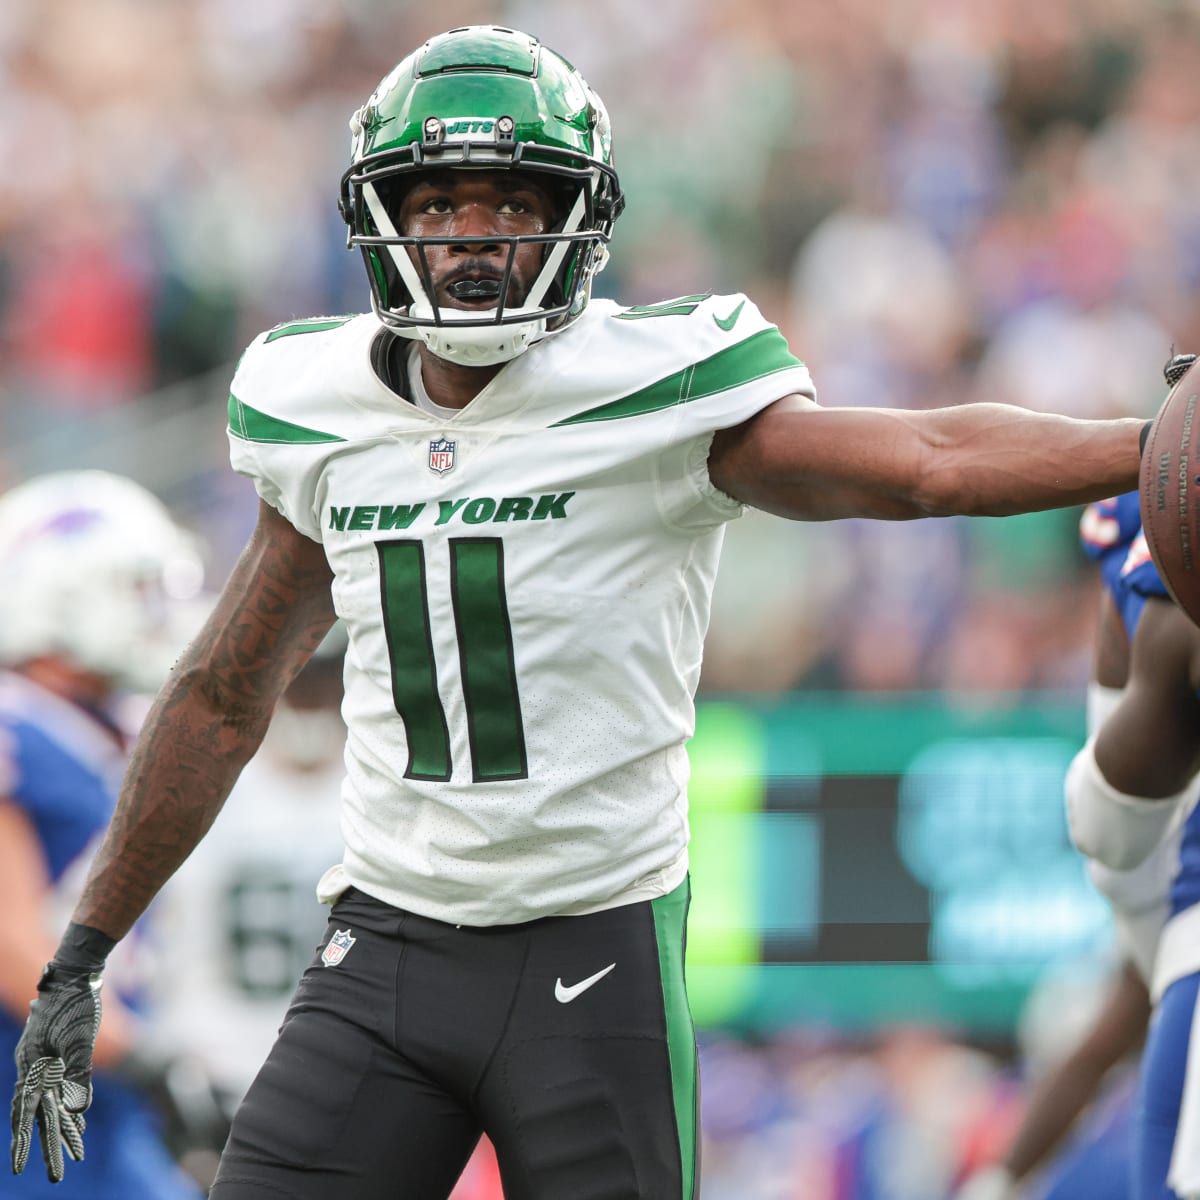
[695,1014,1137,1200]
[1,0,1196,692]
[697,1027,1017,1200]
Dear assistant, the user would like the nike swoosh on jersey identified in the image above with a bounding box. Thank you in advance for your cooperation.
[713,300,745,331]
[554,962,617,1003]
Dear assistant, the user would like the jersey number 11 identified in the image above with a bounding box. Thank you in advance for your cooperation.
[377,537,528,783]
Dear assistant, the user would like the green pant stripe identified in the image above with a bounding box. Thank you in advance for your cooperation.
[652,879,698,1200]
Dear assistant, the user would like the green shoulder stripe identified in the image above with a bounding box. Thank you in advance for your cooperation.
[553,328,804,427]
[264,316,354,343]
[227,394,346,445]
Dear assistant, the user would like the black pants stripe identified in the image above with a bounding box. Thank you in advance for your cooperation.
[210,879,697,1199]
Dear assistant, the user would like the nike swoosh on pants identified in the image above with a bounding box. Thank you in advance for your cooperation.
[554,962,617,1003]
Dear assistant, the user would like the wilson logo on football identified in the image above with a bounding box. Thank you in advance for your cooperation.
[321,928,357,967]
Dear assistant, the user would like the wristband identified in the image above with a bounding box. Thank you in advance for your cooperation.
[1140,420,1153,456]
[48,922,118,978]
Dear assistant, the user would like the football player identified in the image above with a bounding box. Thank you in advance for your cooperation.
[1064,519,1200,1200]
[9,25,1161,1200]
[0,471,207,1199]
[955,491,1157,1200]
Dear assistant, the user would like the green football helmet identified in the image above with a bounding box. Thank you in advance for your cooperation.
[339,26,625,367]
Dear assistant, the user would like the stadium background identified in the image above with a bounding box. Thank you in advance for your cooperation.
[1,0,1194,1195]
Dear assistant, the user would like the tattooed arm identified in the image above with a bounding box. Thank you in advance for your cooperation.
[74,500,336,940]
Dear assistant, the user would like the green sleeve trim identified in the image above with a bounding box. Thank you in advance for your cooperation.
[613,294,710,321]
[264,316,354,343]
[552,328,805,426]
[227,394,346,445]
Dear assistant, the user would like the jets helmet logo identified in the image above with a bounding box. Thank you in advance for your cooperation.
[321,928,357,967]
[428,437,456,475]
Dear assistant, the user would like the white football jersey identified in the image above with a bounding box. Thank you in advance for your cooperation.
[151,747,346,1095]
[227,294,814,925]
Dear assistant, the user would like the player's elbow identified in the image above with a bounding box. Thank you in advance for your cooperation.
[1065,741,1183,870]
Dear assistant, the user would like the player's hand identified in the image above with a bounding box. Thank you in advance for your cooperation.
[10,964,103,1182]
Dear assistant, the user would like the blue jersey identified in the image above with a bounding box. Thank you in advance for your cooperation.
[1114,530,1169,647]
[1079,493,1162,643]
[0,675,127,883]
[1080,492,1143,584]
[0,671,199,1199]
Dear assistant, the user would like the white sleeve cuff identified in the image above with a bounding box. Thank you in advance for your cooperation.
[1065,739,1185,870]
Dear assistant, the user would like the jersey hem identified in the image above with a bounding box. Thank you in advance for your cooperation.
[315,849,689,928]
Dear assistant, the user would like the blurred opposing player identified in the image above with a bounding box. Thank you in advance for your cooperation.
[955,493,1153,1200]
[0,471,206,1198]
[1075,496,1173,1008]
[1064,511,1200,1198]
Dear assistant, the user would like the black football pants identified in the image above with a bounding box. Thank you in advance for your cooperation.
[209,879,698,1199]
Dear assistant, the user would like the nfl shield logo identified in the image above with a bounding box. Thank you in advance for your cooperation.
[321,928,356,967]
[428,437,456,475]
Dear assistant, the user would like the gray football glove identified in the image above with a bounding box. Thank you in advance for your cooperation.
[10,965,103,1182]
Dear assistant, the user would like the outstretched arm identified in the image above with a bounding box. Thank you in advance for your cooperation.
[709,396,1143,521]
[75,499,336,939]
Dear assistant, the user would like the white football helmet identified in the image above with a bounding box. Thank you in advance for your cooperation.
[0,471,207,692]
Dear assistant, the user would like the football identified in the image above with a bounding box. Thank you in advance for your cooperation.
[1140,355,1200,626]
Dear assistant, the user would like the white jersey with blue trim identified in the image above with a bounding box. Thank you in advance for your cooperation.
[227,295,814,925]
